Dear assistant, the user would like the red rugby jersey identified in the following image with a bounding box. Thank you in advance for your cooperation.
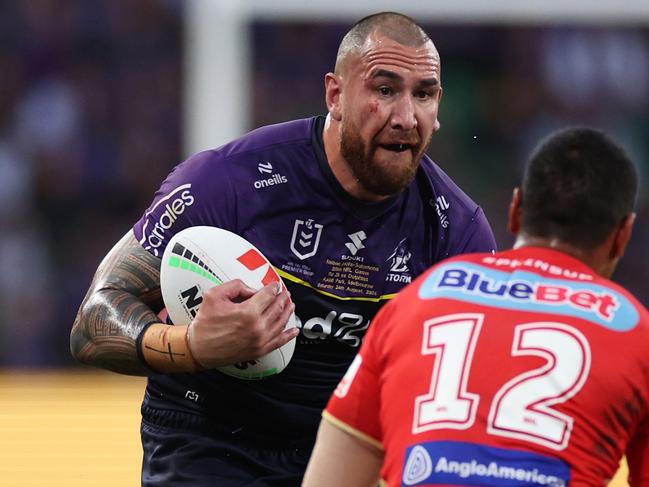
[325,247,649,486]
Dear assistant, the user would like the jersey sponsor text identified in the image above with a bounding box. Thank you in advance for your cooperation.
[437,267,617,320]
[419,262,639,330]
[140,184,195,255]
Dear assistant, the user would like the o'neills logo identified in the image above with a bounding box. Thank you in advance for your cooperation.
[435,195,450,229]
[140,184,195,256]
[254,173,288,189]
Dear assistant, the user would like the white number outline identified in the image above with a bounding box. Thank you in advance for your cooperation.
[413,313,483,434]
[487,322,591,450]
[412,315,592,451]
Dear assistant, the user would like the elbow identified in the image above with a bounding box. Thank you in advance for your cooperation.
[69,332,87,364]
[69,306,94,365]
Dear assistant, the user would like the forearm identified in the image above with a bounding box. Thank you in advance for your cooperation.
[303,418,383,487]
[70,230,297,376]
[70,230,167,376]
[71,288,162,376]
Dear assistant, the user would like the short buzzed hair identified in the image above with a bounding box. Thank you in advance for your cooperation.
[335,12,431,73]
[521,127,638,249]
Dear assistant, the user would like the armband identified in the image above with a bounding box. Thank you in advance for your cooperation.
[140,323,204,373]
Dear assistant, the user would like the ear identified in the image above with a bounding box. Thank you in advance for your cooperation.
[507,187,523,235]
[324,73,343,121]
[610,213,636,260]
[432,87,443,133]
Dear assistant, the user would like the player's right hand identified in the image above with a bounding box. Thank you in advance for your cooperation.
[186,279,297,369]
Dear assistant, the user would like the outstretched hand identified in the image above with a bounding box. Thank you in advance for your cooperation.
[186,279,298,369]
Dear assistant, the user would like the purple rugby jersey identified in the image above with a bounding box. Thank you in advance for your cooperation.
[133,116,496,441]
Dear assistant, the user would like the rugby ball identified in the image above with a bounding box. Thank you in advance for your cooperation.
[159,226,296,379]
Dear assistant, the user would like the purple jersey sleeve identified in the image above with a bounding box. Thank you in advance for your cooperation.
[452,205,496,255]
[420,156,497,260]
[133,150,236,258]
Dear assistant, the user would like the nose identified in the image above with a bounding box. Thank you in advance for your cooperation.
[390,95,417,131]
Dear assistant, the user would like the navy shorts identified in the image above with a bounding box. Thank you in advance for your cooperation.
[140,408,313,487]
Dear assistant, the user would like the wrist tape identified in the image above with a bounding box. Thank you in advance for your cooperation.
[141,323,204,373]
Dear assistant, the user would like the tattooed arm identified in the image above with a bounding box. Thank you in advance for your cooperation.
[70,229,299,376]
[70,230,166,375]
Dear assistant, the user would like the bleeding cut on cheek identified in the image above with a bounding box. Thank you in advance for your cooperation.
[368,101,378,113]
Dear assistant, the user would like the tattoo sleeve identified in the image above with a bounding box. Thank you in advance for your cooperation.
[70,230,164,375]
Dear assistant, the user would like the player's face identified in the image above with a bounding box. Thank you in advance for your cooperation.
[339,34,442,196]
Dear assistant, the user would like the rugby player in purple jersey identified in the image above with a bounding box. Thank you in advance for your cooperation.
[71,12,496,486]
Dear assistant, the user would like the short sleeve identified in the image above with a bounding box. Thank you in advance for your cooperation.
[133,150,236,257]
[455,206,497,255]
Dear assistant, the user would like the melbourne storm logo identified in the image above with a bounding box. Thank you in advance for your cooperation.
[386,237,412,283]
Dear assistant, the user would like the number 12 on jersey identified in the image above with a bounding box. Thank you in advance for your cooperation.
[413,313,591,451]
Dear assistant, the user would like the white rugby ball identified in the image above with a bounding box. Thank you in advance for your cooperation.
[159,225,296,379]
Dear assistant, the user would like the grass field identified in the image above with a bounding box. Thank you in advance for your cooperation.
[0,370,630,486]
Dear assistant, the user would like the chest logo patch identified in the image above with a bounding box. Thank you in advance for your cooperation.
[290,219,323,260]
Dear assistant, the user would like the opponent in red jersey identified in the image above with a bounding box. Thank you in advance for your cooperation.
[303,127,649,487]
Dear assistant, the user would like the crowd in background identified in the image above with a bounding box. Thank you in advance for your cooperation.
[0,1,647,366]
[0,1,183,365]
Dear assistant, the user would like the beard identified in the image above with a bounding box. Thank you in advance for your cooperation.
[340,119,430,197]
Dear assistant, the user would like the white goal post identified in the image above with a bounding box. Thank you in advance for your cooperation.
[184,0,649,155]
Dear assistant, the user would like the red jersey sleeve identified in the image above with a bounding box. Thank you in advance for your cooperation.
[324,300,396,450]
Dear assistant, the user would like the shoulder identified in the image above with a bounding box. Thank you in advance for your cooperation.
[169,117,316,180]
[417,157,496,256]
[215,117,315,160]
[133,118,317,257]
[169,117,315,175]
[595,276,649,332]
[418,156,481,215]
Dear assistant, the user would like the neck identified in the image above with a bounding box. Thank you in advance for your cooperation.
[513,234,614,278]
[321,114,388,202]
